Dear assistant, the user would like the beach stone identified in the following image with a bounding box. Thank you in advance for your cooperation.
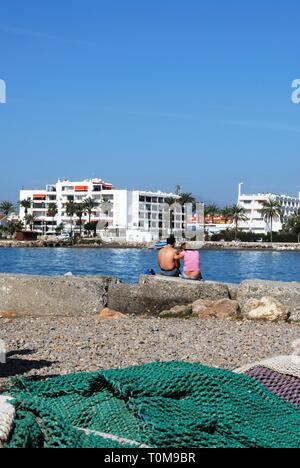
[0,311,17,319]
[107,277,229,316]
[159,305,193,318]
[192,299,240,320]
[242,296,289,322]
[0,274,120,317]
[98,308,128,320]
[237,280,300,321]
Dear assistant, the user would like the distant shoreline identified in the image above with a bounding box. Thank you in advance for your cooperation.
[1,239,300,252]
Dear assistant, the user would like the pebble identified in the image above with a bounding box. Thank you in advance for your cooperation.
[0,317,299,388]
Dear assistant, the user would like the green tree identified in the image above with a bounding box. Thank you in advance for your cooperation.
[4,220,23,238]
[19,199,32,229]
[84,221,97,238]
[283,209,300,243]
[178,193,197,237]
[75,203,85,237]
[261,197,283,243]
[231,204,247,240]
[205,204,219,224]
[222,205,234,224]
[25,214,36,231]
[0,201,14,216]
[178,192,197,206]
[47,203,58,231]
[83,197,99,223]
[65,201,77,236]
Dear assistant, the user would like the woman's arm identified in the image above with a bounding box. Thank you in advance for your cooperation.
[174,252,184,260]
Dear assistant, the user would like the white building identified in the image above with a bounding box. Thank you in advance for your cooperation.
[19,178,186,242]
[237,183,300,234]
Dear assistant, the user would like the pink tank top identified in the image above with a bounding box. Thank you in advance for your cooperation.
[183,250,200,273]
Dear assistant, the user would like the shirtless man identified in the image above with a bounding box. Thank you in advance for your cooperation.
[157,237,180,277]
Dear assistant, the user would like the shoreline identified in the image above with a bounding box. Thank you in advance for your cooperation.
[1,240,300,251]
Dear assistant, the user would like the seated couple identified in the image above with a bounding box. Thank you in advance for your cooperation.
[157,237,202,280]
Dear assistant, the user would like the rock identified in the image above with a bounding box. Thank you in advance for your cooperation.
[107,276,229,316]
[237,280,300,321]
[192,299,240,320]
[98,308,128,319]
[226,284,239,301]
[159,305,193,318]
[0,311,17,319]
[0,274,120,317]
[192,300,215,317]
[64,272,73,277]
[242,296,289,322]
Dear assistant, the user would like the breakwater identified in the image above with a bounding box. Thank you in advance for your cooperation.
[0,274,300,322]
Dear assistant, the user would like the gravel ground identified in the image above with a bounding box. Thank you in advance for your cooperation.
[0,316,299,388]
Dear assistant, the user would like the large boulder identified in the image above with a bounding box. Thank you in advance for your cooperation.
[107,276,229,316]
[192,298,240,320]
[237,280,300,321]
[242,297,289,322]
[97,308,128,320]
[159,305,193,318]
[0,274,120,317]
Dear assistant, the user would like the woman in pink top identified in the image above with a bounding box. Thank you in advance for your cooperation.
[175,243,202,280]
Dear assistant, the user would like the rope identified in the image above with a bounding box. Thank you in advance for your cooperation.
[0,396,15,448]
[235,355,300,379]
[76,427,151,448]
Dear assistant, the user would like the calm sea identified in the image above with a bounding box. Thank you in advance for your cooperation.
[0,247,299,284]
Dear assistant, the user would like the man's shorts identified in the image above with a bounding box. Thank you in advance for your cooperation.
[160,268,180,277]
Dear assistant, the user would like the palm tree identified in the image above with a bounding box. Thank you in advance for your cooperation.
[283,209,300,243]
[261,197,283,243]
[222,205,234,224]
[0,201,14,217]
[47,203,58,232]
[178,192,197,206]
[83,197,99,223]
[75,203,85,237]
[5,220,23,238]
[19,199,32,230]
[231,204,247,240]
[65,201,77,236]
[19,199,31,215]
[178,193,197,237]
[205,204,219,224]
[25,214,36,231]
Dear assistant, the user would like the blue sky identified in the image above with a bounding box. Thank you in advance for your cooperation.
[0,0,299,204]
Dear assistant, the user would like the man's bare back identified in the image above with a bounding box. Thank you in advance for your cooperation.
[158,245,179,271]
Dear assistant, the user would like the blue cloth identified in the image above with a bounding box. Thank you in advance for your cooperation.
[160,268,180,277]
[144,268,156,276]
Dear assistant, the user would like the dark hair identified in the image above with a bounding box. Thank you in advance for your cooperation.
[167,237,176,246]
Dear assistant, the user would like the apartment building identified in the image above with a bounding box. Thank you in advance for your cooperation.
[237,183,300,233]
[19,179,186,241]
